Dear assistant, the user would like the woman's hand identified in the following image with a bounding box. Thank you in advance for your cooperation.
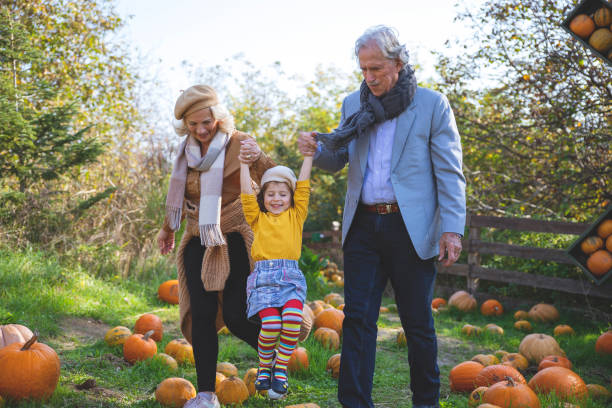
[239,138,261,165]
[157,228,175,255]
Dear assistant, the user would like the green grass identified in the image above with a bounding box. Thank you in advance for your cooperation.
[1,247,611,407]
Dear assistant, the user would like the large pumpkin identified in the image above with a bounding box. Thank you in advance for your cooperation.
[326,353,341,378]
[164,339,194,364]
[569,14,595,39]
[595,330,612,355]
[594,7,612,28]
[482,377,541,408]
[216,376,249,406]
[0,324,33,349]
[314,308,344,337]
[134,313,163,342]
[449,361,484,392]
[123,330,157,363]
[586,250,612,277]
[474,364,526,387]
[580,236,603,254]
[158,279,179,304]
[448,290,477,312]
[528,367,588,401]
[288,346,309,372]
[597,219,612,239]
[527,303,559,323]
[538,355,572,371]
[313,327,340,350]
[154,377,196,408]
[104,326,132,346]
[589,28,612,53]
[518,333,565,364]
[481,300,503,316]
[0,334,61,401]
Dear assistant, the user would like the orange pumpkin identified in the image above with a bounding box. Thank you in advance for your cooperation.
[431,298,447,309]
[104,326,132,346]
[462,324,483,336]
[528,303,559,323]
[528,367,588,401]
[158,279,179,304]
[397,329,407,346]
[285,404,321,408]
[216,376,249,406]
[598,219,612,238]
[569,14,596,38]
[154,377,196,408]
[308,300,326,316]
[123,330,157,363]
[449,361,484,392]
[215,372,226,392]
[586,383,612,400]
[0,333,61,401]
[324,293,344,307]
[538,355,572,371]
[288,346,309,372]
[594,7,612,27]
[586,250,612,277]
[606,235,612,252]
[216,361,238,377]
[242,367,258,396]
[448,290,477,312]
[595,330,612,355]
[164,339,194,364]
[327,353,341,378]
[134,313,163,342]
[553,325,575,337]
[513,310,529,321]
[501,353,529,371]
[468,386,489,406]
[474,364,526,387]
[314,308,344,336]
[580,236,603,254]
[484,324,504,336]
[313,327,340,350]
[589,28,612,53]
[514,320,533,332]
[154,353,178,371]
[518,333,565,364]
[482,377,541,408]
[471,354,499,367]
[480,300,503,316]
[0,324,34,349]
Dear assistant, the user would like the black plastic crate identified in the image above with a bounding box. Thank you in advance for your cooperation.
[561,0,612,67]
[566,205,612,285]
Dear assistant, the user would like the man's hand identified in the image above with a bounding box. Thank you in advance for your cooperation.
[298,131,318,156]
[438,232,462,267]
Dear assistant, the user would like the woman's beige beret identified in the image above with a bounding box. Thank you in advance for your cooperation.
[174,85,219,120]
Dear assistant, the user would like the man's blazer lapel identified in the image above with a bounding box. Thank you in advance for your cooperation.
[356,127,369,177]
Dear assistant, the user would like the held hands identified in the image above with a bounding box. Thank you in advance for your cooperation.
[239,139,261,164]
[157,228,175,255]
[438,232,462,267]
[298,131,317,157]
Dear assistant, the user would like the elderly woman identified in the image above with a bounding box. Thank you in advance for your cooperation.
[157,85,275,408]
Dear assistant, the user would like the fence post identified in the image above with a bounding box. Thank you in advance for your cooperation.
[466,213,481,294]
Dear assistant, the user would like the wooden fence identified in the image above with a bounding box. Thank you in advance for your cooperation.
[303,213,612,299]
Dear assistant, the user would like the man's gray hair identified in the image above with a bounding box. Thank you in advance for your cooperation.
[355,25,410,68]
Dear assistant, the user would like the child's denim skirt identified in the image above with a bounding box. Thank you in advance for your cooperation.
[246,259,307,320]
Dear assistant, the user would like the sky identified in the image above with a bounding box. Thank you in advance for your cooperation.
[115,0,483,109]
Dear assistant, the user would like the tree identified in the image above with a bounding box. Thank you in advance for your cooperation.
[434,0,611,221]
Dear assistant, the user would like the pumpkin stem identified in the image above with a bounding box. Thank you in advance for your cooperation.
[21,331,38,350]
[143,330,155,341]
[505,376,516,387]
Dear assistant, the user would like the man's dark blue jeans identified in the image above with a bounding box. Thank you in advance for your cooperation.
[337,207,440,408]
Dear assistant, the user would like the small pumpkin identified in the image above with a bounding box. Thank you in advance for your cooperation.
[314,308,344,337]
[285,404,321,408]
[580,236,603,254]
[482,377,541,408]
[314,327,340,350]
[476,405,503,408]
[569,14,595,39]
[518,333,565,364]
[528,366,588,401]
[216,376,249,406]
[471,354,499,367]
[215,372,226,392]
[501,353,529,371]
[243,367,258,396]
[104,326,132,346]
[514,320,532,332]
[513,310,529,321]
[589,28,612,53]
[288,346,309,372]
[154,377,196,408]
[553,325,575,337]
[308,300,326,316]
[0,333,61,401]
[462,324,483,336]
[594,7,612,27]
[586,383,611,400]
[134,313,163,342]
[598,219,612,238]
[0,324,34,349]
[494,350,509,360]
[379,306,390,313]
[595,330,612,355]
[527,303,559,323]
[538,355,572,371]
[324,293,344,307]
[397,329,407,346]
[216,361,239,377]
[164,339,194,365]
[449,361,484,392]
[431,298,447,309]
[326,353,341,378]
[484,324,504,336]
[474,364,526,387]
[606,235,612,252]
[154,353,178,371]
[481,300,503,316]
[448,290,477,312]
[123,330,157,363]
[586,250,612,277]
[157,279,179,304]
[469,386,489,407]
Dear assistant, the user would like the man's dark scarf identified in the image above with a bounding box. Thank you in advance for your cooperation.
[316,66,417,151]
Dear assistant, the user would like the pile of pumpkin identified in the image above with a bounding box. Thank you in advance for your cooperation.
[319,261,345,288]
[429,291,612,407]
[569,5,612,60]
[578,218,612,279]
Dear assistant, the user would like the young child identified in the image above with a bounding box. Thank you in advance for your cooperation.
[239,143,313,398]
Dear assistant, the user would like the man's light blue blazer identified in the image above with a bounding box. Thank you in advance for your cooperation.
[314,86,467,260]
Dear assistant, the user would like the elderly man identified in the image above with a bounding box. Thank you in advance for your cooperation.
[298,25,466,408]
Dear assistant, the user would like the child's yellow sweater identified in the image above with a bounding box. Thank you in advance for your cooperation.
[241,180,310,261]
